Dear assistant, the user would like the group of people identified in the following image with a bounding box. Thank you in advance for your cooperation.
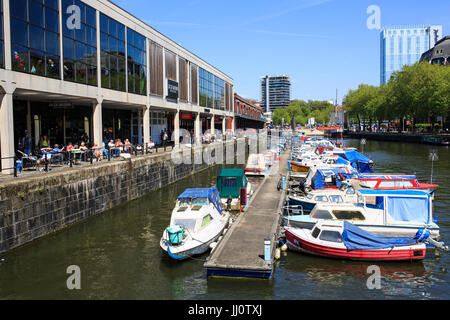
[17,129,171,173]
[106,138,133,158]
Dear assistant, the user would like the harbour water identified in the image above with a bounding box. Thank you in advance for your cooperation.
[0,139,448,300]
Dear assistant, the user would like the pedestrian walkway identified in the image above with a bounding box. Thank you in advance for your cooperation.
[204,151,288,279]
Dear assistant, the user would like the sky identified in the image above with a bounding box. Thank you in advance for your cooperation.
[112,0,450,104]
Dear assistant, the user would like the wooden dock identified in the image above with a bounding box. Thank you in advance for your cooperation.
[204,152,288,279]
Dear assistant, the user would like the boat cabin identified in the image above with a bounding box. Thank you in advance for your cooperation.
[310,189,434,227]
[216,169,249,199]
[355,174,439,193]
[171,187,224,234]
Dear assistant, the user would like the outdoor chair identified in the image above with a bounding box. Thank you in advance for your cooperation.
[17,150,37,171]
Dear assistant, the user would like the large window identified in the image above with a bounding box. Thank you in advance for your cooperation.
[127,28,146,95]
[100,13,126,91]
[62,0,97,85]
[213,76,224,110]
[199,67,214,108]
[10,0,60,78]
[199,67,207,107]
[0,0,4,68]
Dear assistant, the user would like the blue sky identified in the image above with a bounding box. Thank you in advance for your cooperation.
[112,0,450,104]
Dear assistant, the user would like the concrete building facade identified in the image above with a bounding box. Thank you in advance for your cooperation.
[0,0,234,173]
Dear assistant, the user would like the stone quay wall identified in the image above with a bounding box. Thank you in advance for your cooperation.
[0,140,243,254]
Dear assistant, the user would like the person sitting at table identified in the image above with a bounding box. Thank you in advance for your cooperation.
[40,135,50,149]
[64,142,75,163]
[108,139,120,157]
[36,146,55,170]
[115,139,124,155]
[91,143,102,161]
[79,142,89,161]
[124,139,133,154]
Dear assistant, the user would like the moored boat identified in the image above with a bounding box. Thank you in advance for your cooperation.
[160,187,230,260]
[284,220,427,261]
[216,168,252,211]
[354,174,439,194]
[284,189,440,240]
[245,154,267,176]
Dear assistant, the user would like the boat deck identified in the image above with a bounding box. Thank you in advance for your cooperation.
[204,152,288,279]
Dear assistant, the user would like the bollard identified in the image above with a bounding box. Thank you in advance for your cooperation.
[264,238,271,263]
[282,176,286,190]
[108,149,111,161]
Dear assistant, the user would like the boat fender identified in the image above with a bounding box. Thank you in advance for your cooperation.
[218,236,223,242]
[275,248,281,260]
[209,242,217,250]
[414,229,431,242]
[223,228,228,235]
[281,244,288,252]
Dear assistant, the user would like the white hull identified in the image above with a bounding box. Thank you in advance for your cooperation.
[160,214,230,260]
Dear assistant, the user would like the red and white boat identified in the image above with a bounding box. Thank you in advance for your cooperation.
[284,220,427,261]
[355,174,439,194]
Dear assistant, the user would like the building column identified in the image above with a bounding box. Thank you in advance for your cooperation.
[194,112,201,145]
[92,98,103,146]
[231,116,235,133]
[26,100,32,135]
[0,92,15,174]
[222,116,226,134]
[174,110,180,147]
[211,115,215,135]
[143,104,150,144]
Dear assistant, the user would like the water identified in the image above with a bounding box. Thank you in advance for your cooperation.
[0,139,448,300]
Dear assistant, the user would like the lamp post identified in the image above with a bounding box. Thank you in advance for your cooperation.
[429,150,438,184]
[360,138,366,155]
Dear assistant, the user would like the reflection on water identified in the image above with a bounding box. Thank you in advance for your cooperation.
[0,139,448,300]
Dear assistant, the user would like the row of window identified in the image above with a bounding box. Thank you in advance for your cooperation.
[5,0,230,103]
[199,67,225,110]
[235,100,262,120]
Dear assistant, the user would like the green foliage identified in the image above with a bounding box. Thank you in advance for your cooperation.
[343,62,450,131]
[272,100,334,125]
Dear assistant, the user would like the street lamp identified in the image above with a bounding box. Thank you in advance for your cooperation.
[360,138,366,154]
[429,150,438,184]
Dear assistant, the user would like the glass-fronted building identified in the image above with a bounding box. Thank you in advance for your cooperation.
[0,0,235,172]
[380,25,443,84]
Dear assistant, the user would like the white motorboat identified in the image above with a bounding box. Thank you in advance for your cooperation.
[284,189,440,240]
[160,187,230,260]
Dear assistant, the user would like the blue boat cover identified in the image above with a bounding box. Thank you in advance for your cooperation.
[335,151,374,173]
[312,167,358,189]
[178,187,224,213]
[357,189,432,224]
[341,221,418,250]
[336,157,350,165]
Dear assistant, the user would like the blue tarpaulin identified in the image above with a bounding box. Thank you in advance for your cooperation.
[312,167,358,189]
[335,150,374,173]
[387,196,430,224]
[178,187,224,213]
[341,221,418,250]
